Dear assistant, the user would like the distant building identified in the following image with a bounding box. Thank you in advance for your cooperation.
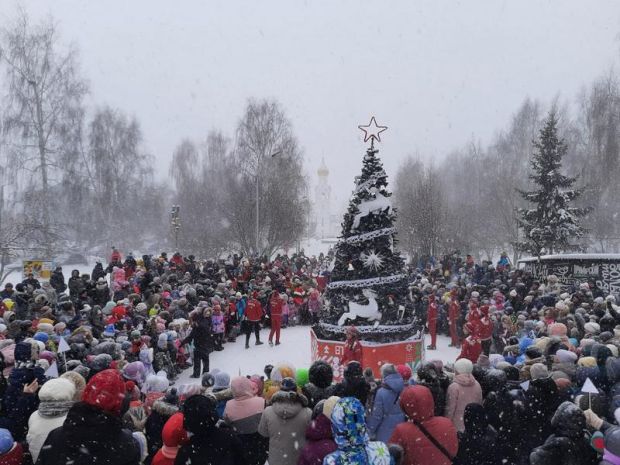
[313,158,339,239]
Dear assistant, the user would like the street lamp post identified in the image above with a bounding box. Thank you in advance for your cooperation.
[170,205,181,250]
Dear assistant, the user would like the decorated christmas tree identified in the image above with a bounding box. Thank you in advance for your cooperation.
[315,118,418,342]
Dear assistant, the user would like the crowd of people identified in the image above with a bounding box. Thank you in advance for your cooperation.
[0,248,618,464]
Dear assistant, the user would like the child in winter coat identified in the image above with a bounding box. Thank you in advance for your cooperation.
[307,289,321,324]
[282,295,290,327]
[151,412,188,465]
[298,398,338,465]
[323,397,392,465]
[210,305,225,351]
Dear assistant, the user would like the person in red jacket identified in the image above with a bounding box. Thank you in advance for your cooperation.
[226,297,239,342]
[457,324,482,363]
[426,294,438,350]
[448,291,460,348]
[244,293,264,349]
[268,291,283,346]
[110,247,122,264]
[389,385,458,465]
[111,301,127,322]
[151,412,189,465]
[170,252,184,268]
[477,305,494,356]
[341,326,362,366]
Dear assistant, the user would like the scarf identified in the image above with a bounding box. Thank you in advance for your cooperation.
[38,400,74,418]
[161,445,179,459]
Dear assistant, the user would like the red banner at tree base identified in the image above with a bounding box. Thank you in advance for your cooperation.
[310,328,424,381]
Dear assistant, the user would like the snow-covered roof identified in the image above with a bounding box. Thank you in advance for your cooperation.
[518,253,620,263]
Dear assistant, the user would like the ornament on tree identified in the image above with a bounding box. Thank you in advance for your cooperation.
[360,249,385,271]
[352,188,391,230]
[347,262,355,271]
[358,117,388,144]
[338,289,381,326]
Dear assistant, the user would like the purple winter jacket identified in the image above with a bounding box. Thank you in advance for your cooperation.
[297,414,337,465]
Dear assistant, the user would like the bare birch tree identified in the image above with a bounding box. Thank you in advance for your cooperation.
[0,10,87,250]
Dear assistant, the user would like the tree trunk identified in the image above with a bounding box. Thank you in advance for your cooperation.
[32,83,51,255]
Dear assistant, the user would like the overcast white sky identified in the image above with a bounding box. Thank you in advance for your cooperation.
[3,1,620,205]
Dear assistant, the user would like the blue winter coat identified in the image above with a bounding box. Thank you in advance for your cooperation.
[366,373,405,442]
[236,298,247,319]
[324,397,393,465]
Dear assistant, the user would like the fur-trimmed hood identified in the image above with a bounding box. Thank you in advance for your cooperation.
[151,398,179,417]
[271,389,308,410]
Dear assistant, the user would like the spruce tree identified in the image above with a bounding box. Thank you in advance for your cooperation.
[315,145,416,342]
[517,111,589,256]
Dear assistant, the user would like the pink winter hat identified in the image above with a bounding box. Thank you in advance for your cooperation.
[548,323,567,337]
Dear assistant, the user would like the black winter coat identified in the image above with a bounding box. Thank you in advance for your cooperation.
[454,425,500,465]
[174,426,243,465]
[302,383,331,409]
[92,263,106,282]
[483,387,526,465]
[417,379,446,416]
[183,316,213,354]
[144,400,178,460]
[49,271,67,293]
[93,287,111,307]
[529,402,597,465]
[523,377,559,453]
[0,365,45,440]
[35,402,140,465]
[68,276,84,298]
[454,403,500,465]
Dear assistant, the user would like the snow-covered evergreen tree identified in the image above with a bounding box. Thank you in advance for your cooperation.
[315,145,417,342]
[517,111,589,256]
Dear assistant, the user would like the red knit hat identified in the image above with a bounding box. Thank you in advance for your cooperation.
[396,364,412,381]
[161,413,189,459]
[82,369,126,416]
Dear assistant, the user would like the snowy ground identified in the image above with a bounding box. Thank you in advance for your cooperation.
[175,326,460,387]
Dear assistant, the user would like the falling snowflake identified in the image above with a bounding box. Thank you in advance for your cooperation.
[360,249,385,271]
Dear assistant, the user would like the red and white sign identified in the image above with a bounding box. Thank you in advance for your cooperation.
[310,328,424,381]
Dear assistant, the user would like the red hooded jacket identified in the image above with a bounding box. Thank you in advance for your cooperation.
[389,385,458,465]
